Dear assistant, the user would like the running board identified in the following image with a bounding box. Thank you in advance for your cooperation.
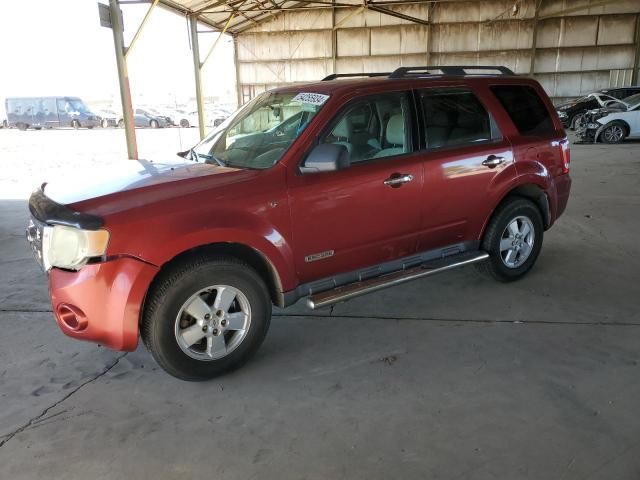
[306,251,489,309]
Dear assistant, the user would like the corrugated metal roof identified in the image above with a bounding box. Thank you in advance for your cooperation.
[158,0,437,34]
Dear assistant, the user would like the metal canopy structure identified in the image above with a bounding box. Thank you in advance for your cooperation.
[106,0,640,159]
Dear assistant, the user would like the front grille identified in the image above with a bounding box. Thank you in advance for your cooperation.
[26,217,46,270]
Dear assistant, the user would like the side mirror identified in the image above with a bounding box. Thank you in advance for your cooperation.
[300,144,350,174]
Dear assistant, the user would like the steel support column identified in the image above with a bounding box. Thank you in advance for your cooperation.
[189,15,206,140]
[633,14,640,85]
[109,0,138,159]
[233,35,243,107]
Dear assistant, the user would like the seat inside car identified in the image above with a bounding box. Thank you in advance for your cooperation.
[373,114,405,158]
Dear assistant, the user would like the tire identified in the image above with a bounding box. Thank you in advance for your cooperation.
[572,113,586,131]
[141,255,272,381]
[101,119,109,128]
[17,123,28,131]
[1,120,7,129]
[71,120,80,129]
[118,119,124,128]
[476,197,544,282]
[87,126,94,130]
[180,119,189,128]
[150,119,159,128]
[600,122,627,144]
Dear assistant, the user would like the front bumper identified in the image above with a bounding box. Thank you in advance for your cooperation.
[49,257,159,351]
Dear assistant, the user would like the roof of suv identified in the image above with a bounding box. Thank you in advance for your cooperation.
[271,65,536,96]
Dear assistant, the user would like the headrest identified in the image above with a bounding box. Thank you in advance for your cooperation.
[332,117,352,139]
[386,114,404,146]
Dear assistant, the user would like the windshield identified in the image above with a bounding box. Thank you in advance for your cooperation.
[67,98,90,114]
[191,91,329,169]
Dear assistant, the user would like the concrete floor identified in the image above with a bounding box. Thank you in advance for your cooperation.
[1,129,639,479]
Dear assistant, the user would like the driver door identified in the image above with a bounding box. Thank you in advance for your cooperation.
[287,91,424,284]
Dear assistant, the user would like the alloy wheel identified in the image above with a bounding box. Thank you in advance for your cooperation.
[174,285,251,361]
[499,216,535,269]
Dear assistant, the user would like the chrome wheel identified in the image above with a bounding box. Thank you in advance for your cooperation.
[499,216,535,269]
[603,125,624,143]
[174,285,251,361]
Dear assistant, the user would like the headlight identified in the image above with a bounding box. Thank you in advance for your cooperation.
[557,111,568,119]
[42,225,110,270]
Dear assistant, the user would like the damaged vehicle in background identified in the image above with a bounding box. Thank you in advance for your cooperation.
[556,91,631,130]
[576,93,640,144]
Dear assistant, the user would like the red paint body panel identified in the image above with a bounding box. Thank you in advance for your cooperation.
[39,74,572,352]
[49,258,159,351]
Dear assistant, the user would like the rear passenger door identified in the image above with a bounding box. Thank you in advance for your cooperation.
[416,87,514,250]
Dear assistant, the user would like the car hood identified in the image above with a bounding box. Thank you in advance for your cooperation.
[43,156,238,205]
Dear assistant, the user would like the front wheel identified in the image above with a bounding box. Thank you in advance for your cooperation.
[601,123,626,144]
[150,119,159,128]
[141,256,272,381]
[71,120,80,129]
[476,197,544,282]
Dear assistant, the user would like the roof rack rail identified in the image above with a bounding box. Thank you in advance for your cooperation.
[389,65,515,79]
[322,72,390,81]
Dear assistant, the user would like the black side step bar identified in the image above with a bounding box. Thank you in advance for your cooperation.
[306,251,489,309]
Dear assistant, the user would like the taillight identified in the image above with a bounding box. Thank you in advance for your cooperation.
[560,139,570,174]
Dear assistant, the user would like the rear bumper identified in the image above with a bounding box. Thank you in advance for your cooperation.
[554,173,572,221]
[49,257,158,351]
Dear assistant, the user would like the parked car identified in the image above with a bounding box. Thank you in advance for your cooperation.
[556,92,621,129]
[5,96,99,130]
[598,86,640,100]
[117,108,168,128]
[143,107,175,126]
[26,65,571,380]
[576,93,640,143]
[175,108,228,128]
[94,109,119,128]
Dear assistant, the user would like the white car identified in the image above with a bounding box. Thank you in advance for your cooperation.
[175,108,230,128]
[577,93,640,143]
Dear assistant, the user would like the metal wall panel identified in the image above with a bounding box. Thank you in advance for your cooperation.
[236,0,640,102]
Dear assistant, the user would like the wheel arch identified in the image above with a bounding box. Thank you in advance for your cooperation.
[595,119,630,142]
[146,242,286,309]
[481,183,550,240]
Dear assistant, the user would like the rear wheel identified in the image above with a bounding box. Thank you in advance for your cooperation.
[601,122,626,144]
[118,119,125,128]
[476,197,544,282]
[141,255,272,381]
[180,118,189,128]
[17,123,28,131]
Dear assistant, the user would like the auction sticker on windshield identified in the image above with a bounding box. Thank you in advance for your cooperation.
[292,92,330,106]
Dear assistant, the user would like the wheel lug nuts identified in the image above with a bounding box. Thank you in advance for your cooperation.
[221,320,227,327]
[204,313,211,320]
[213,329,219,335]
[216,310,223,317]
[202,326,207,332]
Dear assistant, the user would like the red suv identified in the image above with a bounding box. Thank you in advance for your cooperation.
[27,66,571,380]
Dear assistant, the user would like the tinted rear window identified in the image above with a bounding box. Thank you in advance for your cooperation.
[490,85,555,136]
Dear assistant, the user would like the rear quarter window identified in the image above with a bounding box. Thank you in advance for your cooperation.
[490,85,555,136]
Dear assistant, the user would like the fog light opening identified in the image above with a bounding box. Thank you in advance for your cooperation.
[57,304,88,331]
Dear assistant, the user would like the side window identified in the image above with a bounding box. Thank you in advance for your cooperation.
[421,88,492,149]
[42,98,56,114]
[320,92,411,163]
[7,99,21,115]
[491,85,555,137]
[57,98,70,113]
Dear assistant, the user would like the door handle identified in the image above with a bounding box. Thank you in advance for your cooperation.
[482,155,506,168]
[384,173,414,188]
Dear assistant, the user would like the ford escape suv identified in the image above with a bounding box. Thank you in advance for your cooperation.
[27,66,571,381]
